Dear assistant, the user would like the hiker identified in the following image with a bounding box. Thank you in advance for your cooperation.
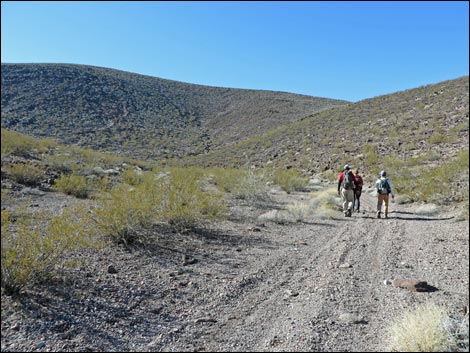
[353,169,364,213]
[337,164,356,217]
[375,170,395,218]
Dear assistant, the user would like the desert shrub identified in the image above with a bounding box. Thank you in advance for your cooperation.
[122,167,144,186]
[428,133,455,144]
[385,303,469,352]
[362,144,380,171]
[3,163,45,186]
[158,168,227,229]
[273,168,309,193]
[53,174,89,198]
[92,178,159,244]
[92,168,227,243]
[258,209,296,225]
[205,167,245,193]
[1,205,98,295]
[1,128,56,157]
[233,169,273,205]
[415,203,440,216]
[309,188,340,219]
[394,194,414,205]
[393,149,469,204]
[285,201,312,222]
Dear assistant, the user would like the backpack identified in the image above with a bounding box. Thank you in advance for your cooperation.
[342,170,354,190]
[355,176,363,193]
[378,178,391,195]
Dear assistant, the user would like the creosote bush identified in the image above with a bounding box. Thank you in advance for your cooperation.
[159,168,227,228]
[232,169,273,205]
[1,205,99,295]
[3,163,45,187]
[92,168,228,244]
[53,174,90,198]
[273,168,309,193]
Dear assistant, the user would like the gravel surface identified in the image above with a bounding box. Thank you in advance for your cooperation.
[1,185,469,352]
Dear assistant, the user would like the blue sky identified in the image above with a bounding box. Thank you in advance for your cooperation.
[1,1,469,102]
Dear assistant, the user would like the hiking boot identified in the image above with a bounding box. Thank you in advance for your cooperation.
[377,211,381,219]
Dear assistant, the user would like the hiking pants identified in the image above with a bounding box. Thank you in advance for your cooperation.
[377,194,390,217]
[353,190,362,211]
[341,188,354,214]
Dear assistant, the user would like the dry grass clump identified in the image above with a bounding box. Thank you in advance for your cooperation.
[309,188,340,219]
[415,203,440,216]
[385,302,469,352]
[232,169,273,206]
[285,202,312,222]
[258,201,313,225]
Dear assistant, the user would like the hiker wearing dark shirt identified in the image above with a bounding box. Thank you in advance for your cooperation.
[353,169,364,213]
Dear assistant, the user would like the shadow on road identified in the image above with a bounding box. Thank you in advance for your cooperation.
[350,210,455,222]
[390,211,455,221]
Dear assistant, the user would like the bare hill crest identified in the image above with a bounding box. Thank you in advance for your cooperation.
[1,63,347,160]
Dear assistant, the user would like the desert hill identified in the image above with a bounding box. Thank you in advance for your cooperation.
[177,76,469,172]
[1,66,468,352]
[1,64,468,204]
[1,63,347,160]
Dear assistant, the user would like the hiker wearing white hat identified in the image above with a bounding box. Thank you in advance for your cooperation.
[337,164,356,217]
[375,170,395,218]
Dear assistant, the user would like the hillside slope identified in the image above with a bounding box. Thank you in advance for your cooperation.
[1,63,347,160]
[178,76,469,172]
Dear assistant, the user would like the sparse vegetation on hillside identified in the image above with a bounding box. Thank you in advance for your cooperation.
[1,128,468,352]
[174,76,469,207]
[1,63,346,160]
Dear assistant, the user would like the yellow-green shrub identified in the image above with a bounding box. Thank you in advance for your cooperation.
[53,174,89,198]
[92,180,160,244]
[309,188,340,219]
[92,168,228,243]
[1,129,56,157]
[385,303,467,352]
[232,169,273,205]
[206,167,245,193]
[273,168,309,193]
[158,168,227,229]
[393,149,469,203]
[3,163,45,186]
[122,167,144,186]
[1,205,99,294]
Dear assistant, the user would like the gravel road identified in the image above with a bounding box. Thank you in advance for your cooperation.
[1,185,468,352]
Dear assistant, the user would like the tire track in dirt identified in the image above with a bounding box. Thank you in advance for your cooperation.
[173,221,344,352]
[155,187,464,352]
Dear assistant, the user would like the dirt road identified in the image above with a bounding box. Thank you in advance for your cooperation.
[149,189,468,352]
[1,186,468,352]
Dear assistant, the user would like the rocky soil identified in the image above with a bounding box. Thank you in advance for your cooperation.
[1,184,469,352]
